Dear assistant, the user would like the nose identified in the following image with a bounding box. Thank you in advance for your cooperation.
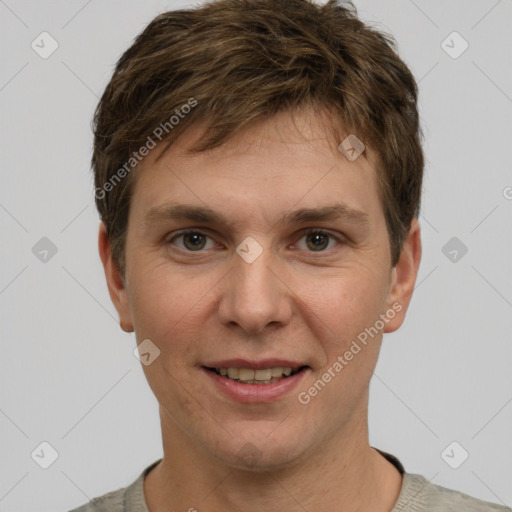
[217,245,293,336]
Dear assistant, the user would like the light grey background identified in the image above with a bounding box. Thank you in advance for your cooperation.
[1,0,511,510]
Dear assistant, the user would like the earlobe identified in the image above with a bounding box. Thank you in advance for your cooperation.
[98,222,134,333]
[383,219,422,333]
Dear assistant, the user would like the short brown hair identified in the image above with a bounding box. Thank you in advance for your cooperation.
[92,0,423,274]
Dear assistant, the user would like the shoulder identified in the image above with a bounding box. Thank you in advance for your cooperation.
[396,473,511,512]
[68,487,126,512]
[68,458,160,512]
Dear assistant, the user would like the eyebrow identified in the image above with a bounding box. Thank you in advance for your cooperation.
[144,201,368,228]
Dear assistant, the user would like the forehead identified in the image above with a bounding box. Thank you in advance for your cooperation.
[129,109,382,226]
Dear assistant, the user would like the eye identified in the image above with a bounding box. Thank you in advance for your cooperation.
[167,228,343,253]
[294,229,343,252]
[168,230,216,252]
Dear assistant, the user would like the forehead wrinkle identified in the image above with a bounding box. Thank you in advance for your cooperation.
[144,201,368,232]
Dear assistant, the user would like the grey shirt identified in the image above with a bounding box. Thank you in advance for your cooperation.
[69,451,510,511]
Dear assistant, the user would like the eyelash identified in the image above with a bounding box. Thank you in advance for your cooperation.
[166,228,345,254]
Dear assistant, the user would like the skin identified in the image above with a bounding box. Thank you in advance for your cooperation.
[99,108,421,512]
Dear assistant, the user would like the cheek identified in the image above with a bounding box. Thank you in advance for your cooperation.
[130,266,213,413]
[128,258,212,351]
[304,269,389,403]
[301,264,389,345]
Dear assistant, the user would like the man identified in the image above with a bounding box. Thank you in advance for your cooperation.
[71,0,510,510]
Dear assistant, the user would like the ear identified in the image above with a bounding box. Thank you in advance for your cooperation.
[383,218,421,333]
[98,222,134,333]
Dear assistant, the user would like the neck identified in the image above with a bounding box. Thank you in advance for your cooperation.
[144,409,402,512]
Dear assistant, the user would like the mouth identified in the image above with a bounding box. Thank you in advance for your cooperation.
[204,365,309,385]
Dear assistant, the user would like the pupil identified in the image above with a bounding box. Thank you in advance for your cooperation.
[308,233,328,251]
[185,233,205,250]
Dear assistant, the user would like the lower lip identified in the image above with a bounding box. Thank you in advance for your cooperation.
[202,367,309,403]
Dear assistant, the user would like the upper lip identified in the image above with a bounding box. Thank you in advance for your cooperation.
[203,359,309,370]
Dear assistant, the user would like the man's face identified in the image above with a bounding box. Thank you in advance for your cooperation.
[102,109,417,470]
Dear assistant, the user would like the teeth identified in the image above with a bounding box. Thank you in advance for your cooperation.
[271,367,283,377]
[254,369,272,381]
[215,366,298,383]
[227,368,239,379]
[239,368,255,380]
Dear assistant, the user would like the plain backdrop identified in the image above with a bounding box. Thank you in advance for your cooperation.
[1,1,511,510]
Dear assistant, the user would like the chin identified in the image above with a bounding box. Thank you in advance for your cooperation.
[210,425,311,472]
